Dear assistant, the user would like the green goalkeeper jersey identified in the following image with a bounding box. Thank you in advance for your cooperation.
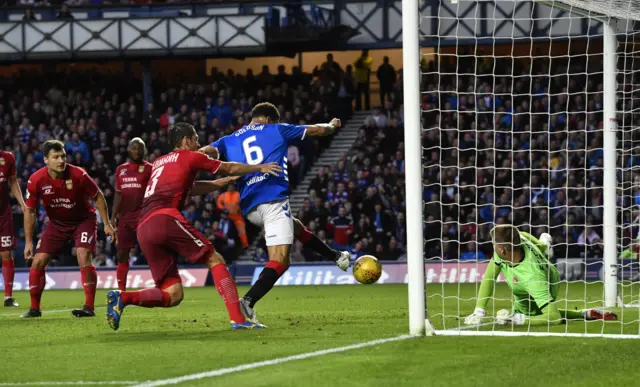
[493,232,560,312]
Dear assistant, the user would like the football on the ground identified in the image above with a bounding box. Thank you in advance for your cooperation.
[353,255,382,284]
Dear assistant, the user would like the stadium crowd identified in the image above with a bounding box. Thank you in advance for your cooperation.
[3,48,629,267]
[1,63,348,266]
[294,51,631,263]
[419,53,619,262]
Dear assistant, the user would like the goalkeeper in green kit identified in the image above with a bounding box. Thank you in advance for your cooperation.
[464,225,618,326]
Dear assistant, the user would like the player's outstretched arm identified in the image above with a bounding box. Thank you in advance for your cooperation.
[217,162,282,177]
[198,145,219,159]
[464,257,500,325]
[305,118,342,137]
[190,177,239,196]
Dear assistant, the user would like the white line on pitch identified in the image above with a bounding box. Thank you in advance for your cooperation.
[448,321,497,331]
[131,335,414,387]
[0,307,107,317]
[0,299,204,317]
[0,382,139,386]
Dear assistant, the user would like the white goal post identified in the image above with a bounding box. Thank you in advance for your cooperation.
[403,0,640,337]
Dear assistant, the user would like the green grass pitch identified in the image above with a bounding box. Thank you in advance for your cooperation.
[1,284,639,386]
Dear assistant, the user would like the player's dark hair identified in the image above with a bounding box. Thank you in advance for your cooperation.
[168,122,195,149]
[491,225,521,251]
[251,102,280,123]
[43,140,65,157]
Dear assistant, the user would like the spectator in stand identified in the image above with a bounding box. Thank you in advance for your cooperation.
[376,56,396,104]
[212,97,232,127]
[22,7,37,21]
[57,4,74,20]
[310,166,330,196]
[212,210,238,260]
[159,107,175,131]
[216,183,248,249]
[287,143,301,187]
[353,49,373,111]
[337,70,356,119]
[314,53,343,85]
[329,207,353,251]
[65,133,90,164]
[460,242,487,261]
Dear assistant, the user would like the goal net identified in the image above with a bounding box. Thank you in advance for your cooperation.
[416,0,640,337]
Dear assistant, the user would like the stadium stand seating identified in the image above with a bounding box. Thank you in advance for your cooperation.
[2,64,349,266]
[298,54,608,263]
[4,52,606,266]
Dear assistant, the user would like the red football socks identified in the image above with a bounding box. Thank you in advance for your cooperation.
[263,260,288,277]
[29,268,45,310]
[121,288,171,308]
[2,260,15,297]
[80,265,97,310]
[211,264,245,323]
[116,261,130,291]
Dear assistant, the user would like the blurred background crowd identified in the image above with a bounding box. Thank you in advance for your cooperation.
[3,45,632,268]
[1,60,348,266]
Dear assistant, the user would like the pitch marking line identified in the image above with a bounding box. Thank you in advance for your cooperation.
[0,382,139,386]
[448,321,497,331]
[0,300,204,317]
[131,334,414,387]
[0,307,107,317]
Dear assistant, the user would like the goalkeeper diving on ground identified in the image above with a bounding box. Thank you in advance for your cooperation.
[464,225,617,326]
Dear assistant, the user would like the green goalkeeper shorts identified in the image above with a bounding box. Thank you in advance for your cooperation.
[513,268,560,316]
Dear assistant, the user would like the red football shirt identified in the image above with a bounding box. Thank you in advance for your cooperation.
[26,164,99,227]
[0,151,16,217]
[115,161,152,221]
[140,150,221,220]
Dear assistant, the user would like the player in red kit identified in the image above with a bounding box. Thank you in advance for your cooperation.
[0,151,27,307]
[106,122,281,331]
[22,140,117,318]
[110,138,152,291]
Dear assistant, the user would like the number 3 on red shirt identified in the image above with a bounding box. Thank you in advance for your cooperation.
[144,166,164,198]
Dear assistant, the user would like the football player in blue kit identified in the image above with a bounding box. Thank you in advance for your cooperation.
[200,102,351,324]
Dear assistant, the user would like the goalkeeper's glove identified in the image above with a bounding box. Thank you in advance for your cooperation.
[463,308,486,325]
[539,233,554,259]
[496,309,525,326]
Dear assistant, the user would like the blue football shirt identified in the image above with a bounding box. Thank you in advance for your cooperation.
[212,123,307,215]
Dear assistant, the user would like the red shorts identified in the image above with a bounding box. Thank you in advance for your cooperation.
[36,217,97,256]
[116,216,139,250]
[137,209,214,289]
[0,214,15,252]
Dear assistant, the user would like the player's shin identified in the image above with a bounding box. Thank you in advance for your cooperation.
[296,224,341,261]
[121,288,171,307]
[80,265,97,310]
[2,259,15,298]
[28,268,45,310]
[116,256,130,291]
[210,263,245,323]
[243,260,288,308]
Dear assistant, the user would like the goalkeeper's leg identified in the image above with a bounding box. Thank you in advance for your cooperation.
[513,297,540,316]
[559,309,618,321]
[548,266,616,320]
[558,309,585,320]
